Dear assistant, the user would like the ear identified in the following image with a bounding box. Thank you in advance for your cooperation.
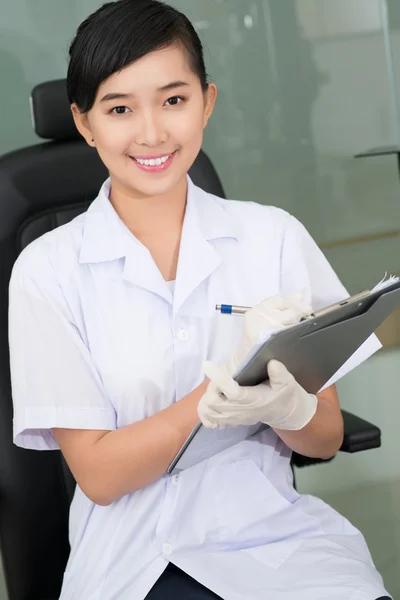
[203,83,218,129]
[71,104,96,147]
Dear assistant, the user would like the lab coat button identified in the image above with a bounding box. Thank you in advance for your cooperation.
[171,475,179,486]
[162,543,172,556]
[177,328,190,342]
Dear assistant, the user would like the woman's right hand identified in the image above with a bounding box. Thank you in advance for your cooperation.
[226,293,312,376]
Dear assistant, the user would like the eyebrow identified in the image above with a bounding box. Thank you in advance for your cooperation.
[100,81,190,103]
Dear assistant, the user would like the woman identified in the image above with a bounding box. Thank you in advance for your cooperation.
[9,1,391,599]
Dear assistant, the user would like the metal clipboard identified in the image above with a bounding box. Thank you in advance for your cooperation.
[167,279,400,475]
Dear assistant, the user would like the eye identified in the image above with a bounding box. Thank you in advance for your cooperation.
[164,96,185,107]
[109,106,131,115]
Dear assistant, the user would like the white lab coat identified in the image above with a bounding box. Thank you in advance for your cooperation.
[9,177,390,600]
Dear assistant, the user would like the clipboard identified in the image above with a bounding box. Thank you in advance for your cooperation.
[167,278,400,475]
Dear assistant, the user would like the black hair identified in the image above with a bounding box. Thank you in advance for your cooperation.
[67,0,209,113]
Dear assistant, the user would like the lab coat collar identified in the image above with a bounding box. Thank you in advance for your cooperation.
[185,176,238,242]
[79,178,129,264]
[79,176,239,306]
[172,177,239,313]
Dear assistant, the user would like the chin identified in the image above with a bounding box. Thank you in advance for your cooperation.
[126,171,187,198]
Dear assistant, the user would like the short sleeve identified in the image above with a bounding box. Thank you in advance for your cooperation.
[9,249,117,450]
[280,216,382,390]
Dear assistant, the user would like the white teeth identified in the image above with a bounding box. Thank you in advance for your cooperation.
[135,154,171,166]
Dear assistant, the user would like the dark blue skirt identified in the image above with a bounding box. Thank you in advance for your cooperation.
[145,563,222,599]
[145,563,392,600]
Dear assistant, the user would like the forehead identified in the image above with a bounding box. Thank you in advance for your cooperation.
[96,46,196,97]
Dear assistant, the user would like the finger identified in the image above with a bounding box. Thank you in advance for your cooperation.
[202,361,241,399]
[245,308,291,336]
[259,294,312,318]
[267,359,291,387]
[257,295,297,312]
[197,389,221,428]
[278,307,308,325]
[265,294,311,313]
[202,381,267,414]
[254,308,304,330]
[283,296,313,316]
[198,396,233,428]
[197,406,219,429]
[288,295,313,317]
[200,404,244,428]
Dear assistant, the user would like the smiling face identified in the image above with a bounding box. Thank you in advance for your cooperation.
[72,45,217,200]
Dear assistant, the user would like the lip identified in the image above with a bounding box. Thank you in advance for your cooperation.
[130,150,177,173]
[134,153,175,160]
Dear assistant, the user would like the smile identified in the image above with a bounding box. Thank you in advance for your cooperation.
[130,151,177,172]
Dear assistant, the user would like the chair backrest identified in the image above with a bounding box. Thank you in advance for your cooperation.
[0,79,226,600]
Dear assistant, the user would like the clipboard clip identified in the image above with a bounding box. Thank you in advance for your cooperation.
[301,290,370,321]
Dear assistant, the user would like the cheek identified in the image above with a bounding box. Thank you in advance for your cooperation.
[170,108,205,144]
[97,127,131,154]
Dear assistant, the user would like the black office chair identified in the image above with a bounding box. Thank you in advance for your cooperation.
[0,79,382,600]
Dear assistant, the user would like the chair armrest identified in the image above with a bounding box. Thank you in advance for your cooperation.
[292,409,381,468]
[340,409,381,453]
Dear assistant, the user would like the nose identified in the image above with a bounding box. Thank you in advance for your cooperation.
[135,108,167,147]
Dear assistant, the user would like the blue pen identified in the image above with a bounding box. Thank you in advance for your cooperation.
[216,303,315,321]
[215,304,251,315]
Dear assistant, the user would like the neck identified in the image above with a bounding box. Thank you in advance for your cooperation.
[109,175,188,240]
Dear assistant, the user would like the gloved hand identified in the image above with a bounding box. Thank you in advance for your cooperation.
[198,293,315,431]
[198,359,318,431]
[225,293,312,377]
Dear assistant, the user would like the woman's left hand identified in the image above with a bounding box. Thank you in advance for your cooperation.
[198,359,318,431]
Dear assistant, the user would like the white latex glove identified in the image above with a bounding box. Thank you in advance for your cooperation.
[226,293,312,376]
[198,359,318,431]
[226,294,312,375]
